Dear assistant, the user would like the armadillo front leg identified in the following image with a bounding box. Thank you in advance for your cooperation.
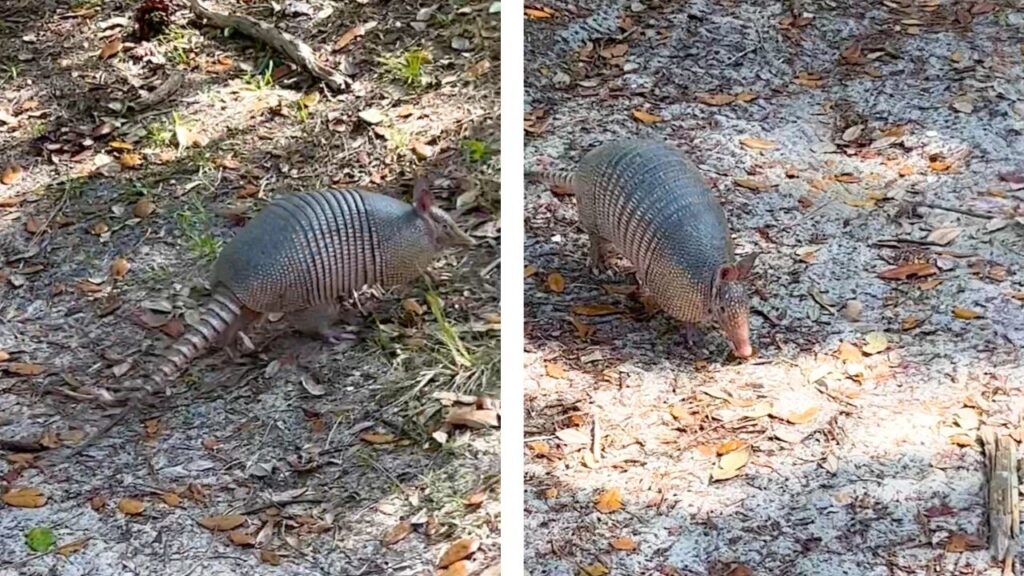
[587,232,610,274]
[288,303,360,345]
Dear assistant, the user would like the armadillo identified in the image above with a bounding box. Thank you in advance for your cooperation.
[528,139,758,357]
[57,181,474,461]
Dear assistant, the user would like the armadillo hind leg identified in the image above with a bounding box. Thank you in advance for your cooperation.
[217,306,262,350]
[287,302,361,344]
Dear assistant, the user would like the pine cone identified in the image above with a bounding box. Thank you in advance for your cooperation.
[135,0,173,41]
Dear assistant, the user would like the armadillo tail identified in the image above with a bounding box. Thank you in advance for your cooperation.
[525,169,575,189]
[156,288,242,380]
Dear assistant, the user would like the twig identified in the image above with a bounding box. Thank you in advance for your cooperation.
[129,72,184,112]
[188,0,349,92]
[591,413,602,465]
[920,202,997,220]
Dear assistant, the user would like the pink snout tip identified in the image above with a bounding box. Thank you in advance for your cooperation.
[732,341,754,358]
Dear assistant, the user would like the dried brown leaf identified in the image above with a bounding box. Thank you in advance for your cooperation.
[739,137,777,150]
[632,109,662,124]
[546,272,565,293]
[1,163,24,185]
[117,498,145,515]
[595,488,623,513]
[198,515,246,531]
[2,487,46,508]
[610,537,637,551]
[438,537,480,568]
[878,262,939,280]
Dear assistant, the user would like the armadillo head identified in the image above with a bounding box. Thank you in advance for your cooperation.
[414,179,476,248]
[711,253,759,358]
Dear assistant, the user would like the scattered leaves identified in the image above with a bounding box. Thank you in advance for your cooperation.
[438,538,480,568]
[610,537,637,551]
[360,432,398,444]
[5,363,45,376]
[3,487,46,508]
[734,177,771,191]
[545,362,567,379]
[110,257,130,279]
[952,307,982,320]
[632,109,662,124]
[382,520,413,546]
[861,332,889,355]
[739,137,777,150]
[198,515,246,531]
[696,93,736,106]
[594,488,623,513]
[99,38,123,59]
[228,530,255,546]
[25,526,56,552]
[117,498,144,515]
[1,163,24,185]
[546,272,565,293]
[878,262,938,280]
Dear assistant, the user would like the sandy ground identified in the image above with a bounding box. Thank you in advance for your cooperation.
[523,1,1024,574]
[0,1,500,574]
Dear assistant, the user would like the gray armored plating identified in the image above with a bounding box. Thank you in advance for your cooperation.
[159,184,474,379]
[529,139,758,357]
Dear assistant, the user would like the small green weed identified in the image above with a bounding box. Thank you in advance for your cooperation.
[145,121,174,147]
[460,139,492,163]
[381,49,431,87]
[175,197,222,262]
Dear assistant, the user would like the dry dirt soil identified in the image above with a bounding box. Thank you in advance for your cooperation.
[0,1,501,575]
[524,1,1024,575]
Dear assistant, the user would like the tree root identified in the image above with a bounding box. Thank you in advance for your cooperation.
[188,0,350,92]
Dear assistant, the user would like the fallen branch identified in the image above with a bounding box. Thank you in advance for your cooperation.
[188,0,349,92]
[129,71,185,112]
[982,427,1019,576]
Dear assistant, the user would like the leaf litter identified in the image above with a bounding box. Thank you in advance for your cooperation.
[524,0,1024,573]
[0,0,501,573]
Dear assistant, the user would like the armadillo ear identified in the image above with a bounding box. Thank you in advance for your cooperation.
[413,178,434,214]
[717,264,740,283]
[733,252,759,280]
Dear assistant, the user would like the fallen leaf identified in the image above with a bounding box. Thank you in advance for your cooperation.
[524,7,553,18]
[117,498,144,515]
[632,109,662,124]
[594,488,623,513]
[861,331,888,354]
[945,532,985,552]
[952,307,982,320]
[528,441,550,455]
[546,272,565,293]
[599,43,628,58]
[833,173,861,183]
[696,93,736,106]
[1,163,24,185]
[739,137,777,150]
[360,432,398,444]
[2,487,46,508]
[438,538,480,568]
[542,487,558,499]
[358,109,385,125]
[610,537,637,551]
[119,152,142,169]
[198,515,246,531]
[89,495,107,511]
[161,493,181,507]
[570,304,620,316]
[446,407,499,428]
[334,21,377,50]
[843,300,862,321]
[25,526,56,552]
[929,160,952,172]
[90,222,109,235]
[444,560,472,576]
[569,316,595,340]
[228,530,255,546]
[5,363,45,376]
[734,177,771,191]
[545,362,567,379]
[555,427,589,444]
[781,405,820,424]
[132,199,155,218]
[901,316,923,331]
[260,550,281,565]
[716,439,747,455]
[56,538,88,556]
[927,227,961,245]
[464,492,486,507]
[878,262,939,280]
[99,38,122,59]
[382,520,413,545]
[110,257,130,279]
[523,265,538,278]
[580,564,609,576]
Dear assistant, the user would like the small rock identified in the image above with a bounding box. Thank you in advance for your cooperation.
[451,37,472,51]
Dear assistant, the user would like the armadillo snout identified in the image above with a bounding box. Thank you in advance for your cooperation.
[715,284,754,358]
